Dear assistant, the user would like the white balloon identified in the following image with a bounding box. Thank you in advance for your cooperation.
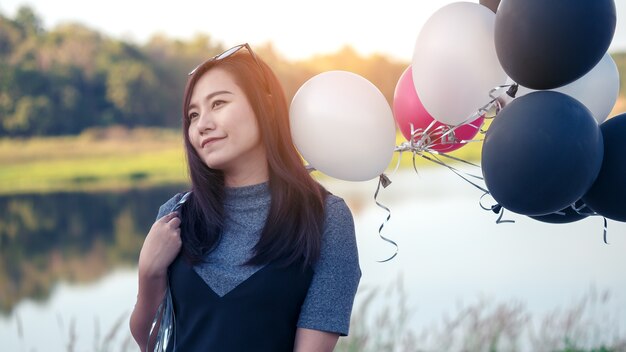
[289,71,396,182]
[506,53,620,123]
[412,2,507,126]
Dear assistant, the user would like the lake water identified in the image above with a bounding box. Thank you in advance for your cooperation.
[1,168,625,351]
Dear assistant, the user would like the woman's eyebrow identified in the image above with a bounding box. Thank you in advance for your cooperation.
[188,90,233,110]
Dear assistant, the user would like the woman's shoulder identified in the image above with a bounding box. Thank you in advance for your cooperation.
[323,194,354,228]
[319,194,357,259]
[324,193,345,207]
[155,192,188,220]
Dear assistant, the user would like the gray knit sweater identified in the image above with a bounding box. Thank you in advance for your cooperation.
[156,182,361,336]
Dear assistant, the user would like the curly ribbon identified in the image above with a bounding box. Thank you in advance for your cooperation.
[303,165,399,260]
[525,202,609,244]
[602,217,609,244]
[373,173,398,262]
[479,193,515,225]
[569,202,610,244]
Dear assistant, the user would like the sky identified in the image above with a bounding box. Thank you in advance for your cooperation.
[0,0,625,62]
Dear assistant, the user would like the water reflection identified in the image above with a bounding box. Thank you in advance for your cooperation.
[1,168,626,351]
[0,185,186,315]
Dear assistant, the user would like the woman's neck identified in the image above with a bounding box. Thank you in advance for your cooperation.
[223,165,269,187]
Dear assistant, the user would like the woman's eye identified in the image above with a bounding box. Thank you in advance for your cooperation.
[212,100,225,109]
[189,112,199,120]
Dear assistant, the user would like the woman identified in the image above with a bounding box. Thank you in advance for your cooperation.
[129,44,361,352]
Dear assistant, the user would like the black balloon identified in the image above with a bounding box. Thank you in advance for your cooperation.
[529,200,591,224]
[480,0,500,13]
[495,0,616,90]
[582,113,626,222]
[481,91,603,216]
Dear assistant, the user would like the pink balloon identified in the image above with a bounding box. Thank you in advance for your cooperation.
[393,66,484,153]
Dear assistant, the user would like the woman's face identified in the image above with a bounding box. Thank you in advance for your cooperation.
[187,67,267,179]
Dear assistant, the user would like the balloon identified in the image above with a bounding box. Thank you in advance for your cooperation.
[582,113,626,222]
[529,200,591,224]
[495,0,616,90]
[289,71,396,181]
[481,91,604,216]
[393,66,483,153]
[412,2,506,126]
[507,53,620,124]
[480,0,500,13]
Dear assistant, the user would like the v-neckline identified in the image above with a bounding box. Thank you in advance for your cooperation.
[185,261,270,299]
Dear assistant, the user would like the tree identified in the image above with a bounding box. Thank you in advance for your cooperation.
[0,14,24,58]
[105,60,163,126]
[2,95,53,135]
[14,6,43,36]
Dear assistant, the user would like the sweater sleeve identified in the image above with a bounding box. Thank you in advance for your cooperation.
[296,195,361,336]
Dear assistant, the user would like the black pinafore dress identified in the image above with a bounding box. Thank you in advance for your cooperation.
[166,254,314,351]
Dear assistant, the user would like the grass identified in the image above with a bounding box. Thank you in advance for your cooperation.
[335,276,626,352]
[0,127,189,195]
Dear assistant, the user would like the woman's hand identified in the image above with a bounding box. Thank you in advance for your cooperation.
[138,212,182,279]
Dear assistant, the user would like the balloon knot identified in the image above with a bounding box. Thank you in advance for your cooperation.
[491,204,502,214]
[506,83,519,98]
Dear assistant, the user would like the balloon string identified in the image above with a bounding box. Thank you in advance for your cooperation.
[419,152,488,194]
[477,84,514,120]
[390,150,404,176]
[373,173,398,262]
[395,121,483,156]
[397,130,516,226]
[419,152,514,224]
[433,151,482,170]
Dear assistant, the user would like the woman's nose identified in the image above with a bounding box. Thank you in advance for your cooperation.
[196,112,216,133]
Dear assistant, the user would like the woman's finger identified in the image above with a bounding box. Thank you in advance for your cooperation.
[168,216,181,228]
[159,212,178,223]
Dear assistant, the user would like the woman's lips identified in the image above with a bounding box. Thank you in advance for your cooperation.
[201,136,225,148]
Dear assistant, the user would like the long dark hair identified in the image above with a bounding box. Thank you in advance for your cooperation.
[179,49,327,268]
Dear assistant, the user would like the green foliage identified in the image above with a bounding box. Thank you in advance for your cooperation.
[3,95,53,134]
[0,7,169,136]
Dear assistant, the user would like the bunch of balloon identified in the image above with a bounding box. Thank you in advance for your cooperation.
[481,0,625,225]
[289,71,396,182]
[393,66,484,154]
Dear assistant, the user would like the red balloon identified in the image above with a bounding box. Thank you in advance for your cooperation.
[393,66,484,153]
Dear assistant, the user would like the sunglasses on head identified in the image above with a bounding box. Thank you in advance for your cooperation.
[188,43,264,76]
